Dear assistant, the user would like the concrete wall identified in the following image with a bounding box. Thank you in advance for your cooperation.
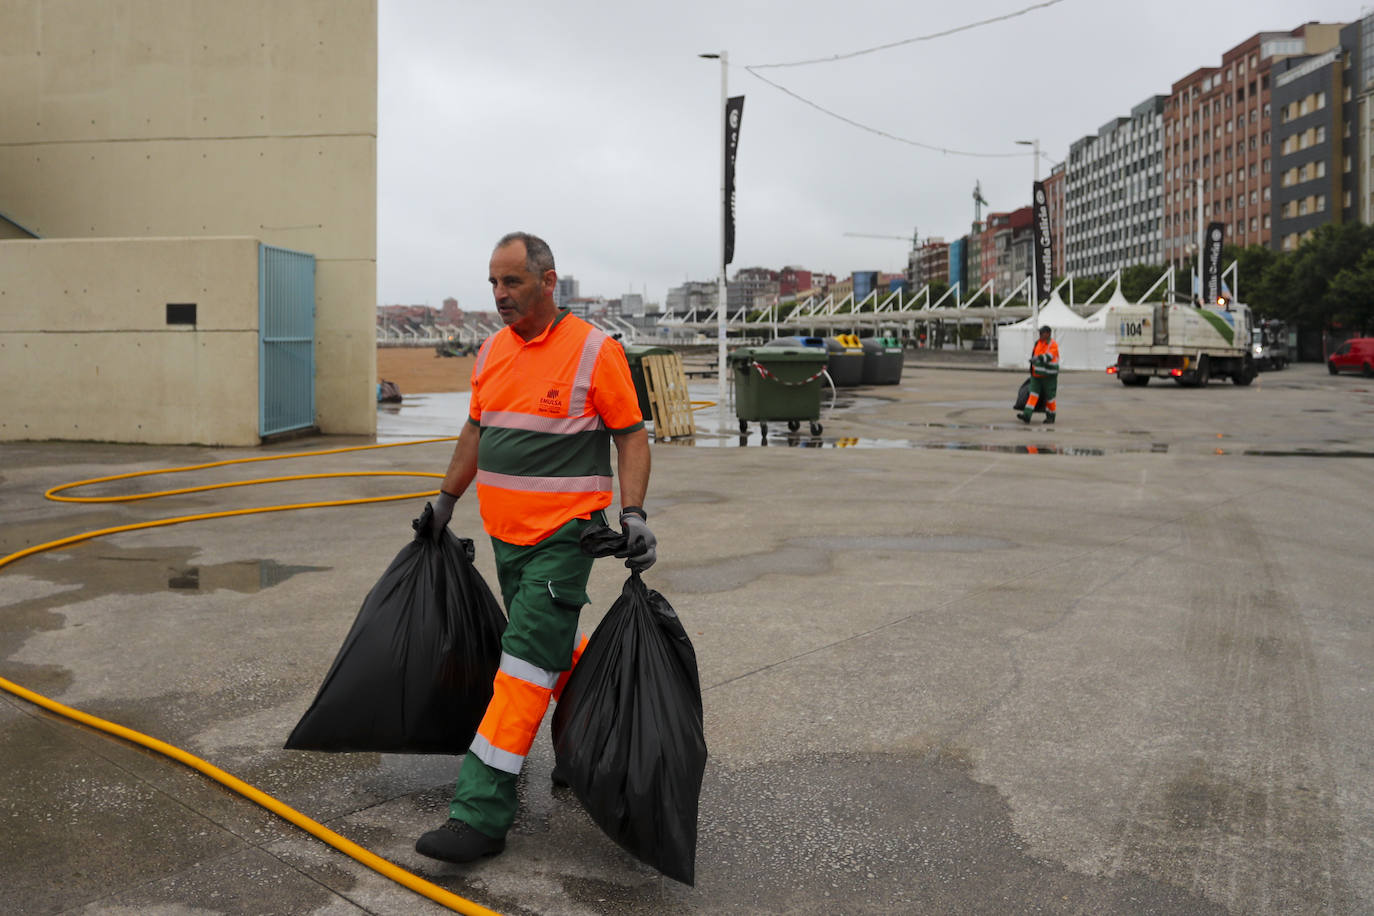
[0,237,263,445]
[0,0,377,440]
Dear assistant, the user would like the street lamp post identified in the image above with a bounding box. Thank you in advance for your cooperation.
[1016,138,1041,330]
[700,51,729,418]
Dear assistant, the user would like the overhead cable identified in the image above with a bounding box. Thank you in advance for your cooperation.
[747,0,1068,69]
[741,0,1070,158]
[744,68,1029,158]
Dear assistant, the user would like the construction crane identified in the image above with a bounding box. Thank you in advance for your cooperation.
[972,181,988,223]
[843,227,918,248]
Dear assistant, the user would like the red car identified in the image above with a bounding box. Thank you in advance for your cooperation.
[1327,338,1374,376]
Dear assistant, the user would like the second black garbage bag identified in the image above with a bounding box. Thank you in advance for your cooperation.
[551,523,707,885]
[285,506,506,754]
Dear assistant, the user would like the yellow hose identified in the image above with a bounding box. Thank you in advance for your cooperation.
[0,437,505,916]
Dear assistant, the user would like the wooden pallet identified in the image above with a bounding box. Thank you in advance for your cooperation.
[642,353,696,439]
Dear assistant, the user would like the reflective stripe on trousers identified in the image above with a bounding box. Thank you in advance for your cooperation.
[469,634,590,774]
[470,652,559,774]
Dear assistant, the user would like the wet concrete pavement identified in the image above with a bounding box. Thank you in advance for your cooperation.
[3,360,1373,914]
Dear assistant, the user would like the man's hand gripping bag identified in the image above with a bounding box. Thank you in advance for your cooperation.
[286,506,506,754]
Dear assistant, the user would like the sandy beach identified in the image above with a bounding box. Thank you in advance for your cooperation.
[376,346,474,393]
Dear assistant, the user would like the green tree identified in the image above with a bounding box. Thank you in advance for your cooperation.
[1120,263,1168,302]
[1287,222,1374,328]
[1326,248,1374,334]
[1225,244,1280,314]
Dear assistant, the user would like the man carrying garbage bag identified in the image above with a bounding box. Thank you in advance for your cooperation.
[416,231,656,864]
[1018,325,1059,425]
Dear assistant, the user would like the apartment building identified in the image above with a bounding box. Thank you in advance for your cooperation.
[1342,14,1374,224]
[664,280,717,317]
[1065,95,1165,276]
[911,238,949,287]
[1161,24,1343,265]
[965,222,984,292]
[948,237,967,293]
[1271,49,1344,249]
[554,275,580,309]
[727,266,779,312]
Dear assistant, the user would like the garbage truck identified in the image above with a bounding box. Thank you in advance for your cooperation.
[1112,297,1257,387]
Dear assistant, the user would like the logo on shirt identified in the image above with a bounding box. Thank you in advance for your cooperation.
[538,386,565,415]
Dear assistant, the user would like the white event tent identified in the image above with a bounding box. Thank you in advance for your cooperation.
[997,295,1117,371]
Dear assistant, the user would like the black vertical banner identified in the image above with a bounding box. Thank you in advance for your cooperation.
[1201,222,1224,304]
[724,95,745,268]
[1032,181,1053,301]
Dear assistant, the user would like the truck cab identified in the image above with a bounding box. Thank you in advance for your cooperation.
[1251,320,1290,371]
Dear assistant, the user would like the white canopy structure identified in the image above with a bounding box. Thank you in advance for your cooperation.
[996,295,1117,370]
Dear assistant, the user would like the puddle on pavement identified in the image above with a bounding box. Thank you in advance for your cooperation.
[26,544,328,596]
[165,559,330,592]
[380,388,1374,458]
[662,431,1171,455]
[1238,448,1374,458]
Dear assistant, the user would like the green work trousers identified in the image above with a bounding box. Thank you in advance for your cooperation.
[448,512,601,837]
[1020,375,1058,420]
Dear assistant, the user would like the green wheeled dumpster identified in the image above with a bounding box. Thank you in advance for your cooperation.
[729,346,827,437]
[622,344,674,422]
[860,336,904,385]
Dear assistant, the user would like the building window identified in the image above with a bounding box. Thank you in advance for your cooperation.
[1317,195,1326,212]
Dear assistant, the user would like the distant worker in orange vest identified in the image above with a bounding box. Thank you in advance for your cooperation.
[415,231,654,864]
[1018,325,1059,425]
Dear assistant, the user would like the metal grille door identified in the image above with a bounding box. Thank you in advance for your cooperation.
[259,244,316,437]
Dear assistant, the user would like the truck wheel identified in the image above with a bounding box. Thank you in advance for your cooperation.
[1196,356,1210,386]
[1364,362,1374,378]
[1328,361,1338,375]
[1232,370,1255,386]
[1120,375,1149,387]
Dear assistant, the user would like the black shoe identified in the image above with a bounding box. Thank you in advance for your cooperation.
[1016,413,1030,424]
[415,819,505,863]
[551,765,571,789]
[1044,414,1055,424]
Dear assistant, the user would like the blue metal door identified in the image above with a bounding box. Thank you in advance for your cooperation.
[259,244,316,437]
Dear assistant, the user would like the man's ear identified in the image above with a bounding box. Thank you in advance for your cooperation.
[542,269,558,297]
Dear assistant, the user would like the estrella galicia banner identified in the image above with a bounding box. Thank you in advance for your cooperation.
[724,95,744,267]
[1201,221,1224,304]
[1031,181,1053,301]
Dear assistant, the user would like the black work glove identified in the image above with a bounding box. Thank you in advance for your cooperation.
[427,490,458,543]
[615,507,657,572]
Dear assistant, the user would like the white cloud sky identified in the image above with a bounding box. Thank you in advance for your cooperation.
[377,0,1365,310]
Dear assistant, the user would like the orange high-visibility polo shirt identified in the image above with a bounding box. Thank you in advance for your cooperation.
[468,311,644,545]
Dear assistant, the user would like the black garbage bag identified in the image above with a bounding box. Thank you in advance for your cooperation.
[1014,377,1045,413]
[552,524,707,885]
[285,506,506,754]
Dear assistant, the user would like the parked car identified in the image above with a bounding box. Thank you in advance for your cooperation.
[1327,338,1374,377]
